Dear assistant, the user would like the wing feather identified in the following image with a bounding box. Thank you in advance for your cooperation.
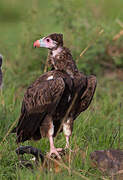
[15,75,65,142]
[24,77,65,114]
[73,75,97,119]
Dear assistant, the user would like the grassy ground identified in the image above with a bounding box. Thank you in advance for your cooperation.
[0,0,123,179]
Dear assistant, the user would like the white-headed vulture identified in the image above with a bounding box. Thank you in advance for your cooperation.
[13,33,97,159]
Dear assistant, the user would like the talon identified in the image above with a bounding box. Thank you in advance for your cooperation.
[48,147,61,159]
[65,143,73,152]
[56,148,63,152]
[65,147,73,153]
[48,136,63,159]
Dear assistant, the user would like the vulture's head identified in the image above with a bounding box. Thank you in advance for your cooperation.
[33,33,63,50]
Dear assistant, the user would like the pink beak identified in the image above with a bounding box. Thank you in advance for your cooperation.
[33,40,40,48]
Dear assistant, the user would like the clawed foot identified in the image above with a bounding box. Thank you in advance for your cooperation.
[47,147,63,159]
[65,145,73,153]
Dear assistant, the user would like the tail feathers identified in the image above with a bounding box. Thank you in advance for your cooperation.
[11,127,16,133]
[15,112,45,143]
[11,113,25,134]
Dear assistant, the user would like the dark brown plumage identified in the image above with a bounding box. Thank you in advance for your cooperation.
[48,47,78,78]
[13,33,97,158]
[14,70,72,142]
[48,33,63,47]
[34,33,97,149]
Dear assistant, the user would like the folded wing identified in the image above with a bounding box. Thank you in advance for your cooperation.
[15,73,65,143]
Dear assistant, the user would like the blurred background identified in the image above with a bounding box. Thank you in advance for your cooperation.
[0,0,123,179]
[0,0,123,80]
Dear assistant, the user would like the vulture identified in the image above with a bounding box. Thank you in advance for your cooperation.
[13,33,97,158]
[0,55,3,89]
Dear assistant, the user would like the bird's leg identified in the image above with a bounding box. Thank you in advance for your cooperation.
[65,135,70,149]
[48,121,62,159]
[48,135,62,159]
[63,118,73,150]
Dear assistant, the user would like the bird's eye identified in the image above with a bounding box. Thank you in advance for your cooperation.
[46,38,50,42]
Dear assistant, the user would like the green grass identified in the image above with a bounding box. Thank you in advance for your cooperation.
[0,0,123,179]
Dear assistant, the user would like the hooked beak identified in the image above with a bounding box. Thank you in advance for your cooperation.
[33,38,46,48]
